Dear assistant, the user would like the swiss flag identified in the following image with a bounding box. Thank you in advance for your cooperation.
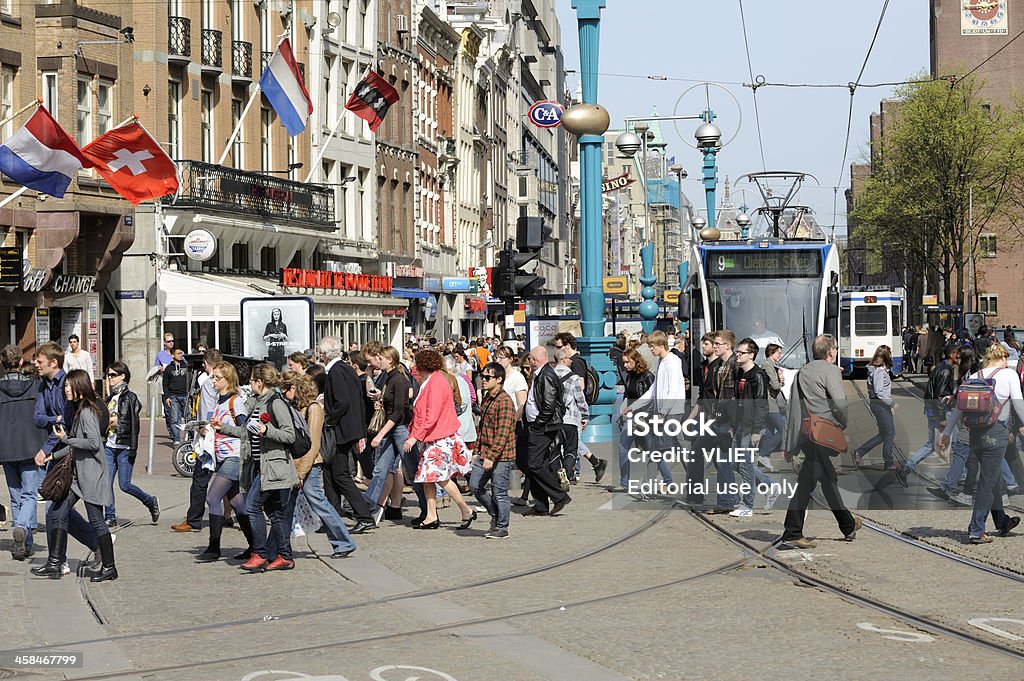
[82,121,178,205]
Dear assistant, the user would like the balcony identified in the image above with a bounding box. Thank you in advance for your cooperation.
[169,161,336,228]
[232,40,252,80]
[201,29,222,71]
[168,17,191,62]
[261,51,305,83]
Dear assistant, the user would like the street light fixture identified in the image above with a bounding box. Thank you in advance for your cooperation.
[736,211,751,239]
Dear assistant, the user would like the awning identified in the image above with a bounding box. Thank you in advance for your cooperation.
[391,287,429,300]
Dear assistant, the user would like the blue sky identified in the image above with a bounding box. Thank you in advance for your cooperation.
[554,0,931,236]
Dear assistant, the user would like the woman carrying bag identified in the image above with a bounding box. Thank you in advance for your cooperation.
[32,370,118,582]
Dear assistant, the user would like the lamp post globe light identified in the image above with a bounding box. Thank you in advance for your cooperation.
[736,211,751,239]
[695,120,722,229]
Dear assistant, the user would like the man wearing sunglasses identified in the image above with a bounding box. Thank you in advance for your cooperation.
[471,363,517,538]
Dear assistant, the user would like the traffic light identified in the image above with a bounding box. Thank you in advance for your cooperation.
[493,218,551,303]
[516,216,551,251]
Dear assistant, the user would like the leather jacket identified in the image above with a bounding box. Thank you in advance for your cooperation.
[924,360,956,414]
[530,365,565,431]
[108,387,142,451]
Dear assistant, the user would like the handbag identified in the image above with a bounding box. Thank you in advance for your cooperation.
[797,375,848,453]
[367,405,387,438]
[40,454,74,502]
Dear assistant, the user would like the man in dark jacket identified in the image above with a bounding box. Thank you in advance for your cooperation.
[731,339,778,516]
[319,337,374,534]
[904,344,959,475]
[161,348,189,444]
[0,345,45,559]
[522,346,570,515]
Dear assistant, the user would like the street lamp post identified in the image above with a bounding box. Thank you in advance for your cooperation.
[695,117,722,229]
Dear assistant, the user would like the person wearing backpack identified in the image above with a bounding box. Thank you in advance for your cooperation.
[216,363,297,572]
[552,332,606,481]
[939,343,1024,544]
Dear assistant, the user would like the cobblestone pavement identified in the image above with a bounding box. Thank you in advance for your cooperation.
[1,386,1023,680]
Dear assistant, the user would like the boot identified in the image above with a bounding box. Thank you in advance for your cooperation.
[195,515,224,562]
[233,514,256,560]
[90,532,118,582]
[30,528,67,579]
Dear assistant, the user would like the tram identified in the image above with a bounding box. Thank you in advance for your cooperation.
[838,287,906,376]
[683,239,842,370]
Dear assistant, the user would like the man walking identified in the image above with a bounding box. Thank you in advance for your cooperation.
[320,337,375,534]
[706,330,740,513]
[0,345,46,559]
[779,334,859,549]
[628,331,686,487]
[522,346,571,515]
[903,345,957,476]
[731,338,777,516]
[552,332,607,481]
[162,347,189,445]
[471,363,517,538]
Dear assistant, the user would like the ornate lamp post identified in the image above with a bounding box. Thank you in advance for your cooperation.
[695,118,722,229]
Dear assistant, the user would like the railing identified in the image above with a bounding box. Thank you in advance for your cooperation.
[168,17,191,59]
[201,29,222,69]
[169,160,336,228]
[232,41,252,79]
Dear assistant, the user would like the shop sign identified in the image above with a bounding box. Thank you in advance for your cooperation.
[86,297,99,366]
[184,229,218,262]
[381,307,406,317]
[51,274,96,294]
[470,266,491,296]
[385,262,424,278]
[280,268,393,294]
[664,290,680,304]
[602,172,636,193]
[0,247,22,288]
[22,269,48,292]
[116,290,145,300]
[424,277,442,292]
[465,298,487,314]
[528,101,564,129]
[442,277,471,293]
[603,276,628,294]
[34,309,50,344]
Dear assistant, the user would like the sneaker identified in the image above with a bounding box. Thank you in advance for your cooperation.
[61,562,71,576]
[854,452,864,467]
[105,518,117,528]
[764,492,780,510]
[488,518,497,533]
[372,506,385,526]
[926,486,950,501]
[593,459,608,483]
[782,537,817,549]
[240,555,269,572]
[148,497,161,523]
[969,534,993,544]
[949,492,973,506]
[486,529,509,539]
[997,516,1021,537]
[729,507,753,518]
[757,456,776,472]
[11,527,27,561]
[844,517,863,541]
[893,467,909,488]
[510,497,529,507]
[265,556,295,571]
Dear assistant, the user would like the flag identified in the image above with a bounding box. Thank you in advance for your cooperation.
[345,71,400,133]
[258,38,313,136]
[0,107,91,198]
[81,121,179,205]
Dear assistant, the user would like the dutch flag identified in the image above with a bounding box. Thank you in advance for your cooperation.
[258,38,313,137]
[0,107,91,198]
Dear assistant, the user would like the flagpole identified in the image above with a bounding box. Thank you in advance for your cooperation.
[0,186,28,210]
[0,97,42,130]
[303,111,348,184]
[216,31,291,167]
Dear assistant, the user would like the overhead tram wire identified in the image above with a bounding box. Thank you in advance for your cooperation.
[737,0,766,173]
[835,0,890,189]
[958,25,1024,82]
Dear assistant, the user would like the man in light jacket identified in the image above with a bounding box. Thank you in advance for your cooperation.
[779,334,858,549]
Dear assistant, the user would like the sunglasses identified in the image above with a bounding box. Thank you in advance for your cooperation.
[481,374,498,380]
[212,375,225,380]
[106,372,121,378]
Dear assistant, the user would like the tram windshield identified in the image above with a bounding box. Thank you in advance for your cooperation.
[706,277,822,369]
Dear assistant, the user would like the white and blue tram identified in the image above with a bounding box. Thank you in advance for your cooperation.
[839,287,906,376]
[684,240,842,370]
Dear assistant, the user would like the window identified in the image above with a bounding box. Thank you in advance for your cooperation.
[322,55,334,130]
[77,77,92,145]
[231,242,249,270]
[231,97,243,167]
[201,90,213,162]
[0,66,12,142]
[168,80,181,159]
[97,81,113,136]
[41,72,57,117]
[979,233,997,258]
[287,136,297,180]
[980,294,998,315]
[231,0,243,43]
[261,108,272,171]
[892,305,900,342]
[854,305,887,337]
[0,0,11,15]
[260,246,276,272]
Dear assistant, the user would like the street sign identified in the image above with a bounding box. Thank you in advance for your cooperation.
[664,290,680,304]
[116,290,145,300]
[0,247,21,288]
[603,276,628,294]
[528,101,564,129]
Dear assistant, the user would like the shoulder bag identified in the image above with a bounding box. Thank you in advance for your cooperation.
[40,454,74,502]
[797,374,848,454]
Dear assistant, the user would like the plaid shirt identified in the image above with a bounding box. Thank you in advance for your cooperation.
[476,389,517,462]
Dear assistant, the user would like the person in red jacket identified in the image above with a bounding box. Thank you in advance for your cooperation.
[402,349,475,530]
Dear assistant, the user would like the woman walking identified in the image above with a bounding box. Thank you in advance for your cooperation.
[215,364,297,572]
[364,347,413,524]
[32,370,117,582]
[852,346,900,475]
[402,350,475,529]
[940,343,1024,543]
[102,362,159,527]
[196,361,255,562]
[617,348,655,490]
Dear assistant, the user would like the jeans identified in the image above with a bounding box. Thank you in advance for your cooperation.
[246,473,294,561]
[46,491,107,560]
[906,414,944,470]
[470,458,513,530]
[164,394,187,443]
[103,446,155,521]
[733,432,775,509]
[968,420,1011,538]
[941,428,970,494]
[364,425,408,509]
[710,433,736,508]
[617,428,633,488]
[302,465,356,554]
[757,413,786,458]
[4,460,42,550]
[401,443,426,516]
[856,401,896,467]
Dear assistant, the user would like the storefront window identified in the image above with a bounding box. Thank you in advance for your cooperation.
[218,321,241,356]
[190,321,215,352]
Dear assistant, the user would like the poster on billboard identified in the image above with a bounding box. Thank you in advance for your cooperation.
[240,296,314,371]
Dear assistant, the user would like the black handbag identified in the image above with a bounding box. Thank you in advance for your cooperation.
[40,454,73,502]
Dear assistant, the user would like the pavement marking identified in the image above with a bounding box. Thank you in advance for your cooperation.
[335,553,632,681]
[239,667,459,681]
[967,618,1024,641]
[857,622,935,643]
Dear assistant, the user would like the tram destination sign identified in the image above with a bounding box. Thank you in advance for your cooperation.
[707,249,821,278]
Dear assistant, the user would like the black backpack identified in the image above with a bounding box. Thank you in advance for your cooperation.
[573,355,601,406]
[269,395,312,459]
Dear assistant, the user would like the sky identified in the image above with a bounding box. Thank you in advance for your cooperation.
[554,0,932,237]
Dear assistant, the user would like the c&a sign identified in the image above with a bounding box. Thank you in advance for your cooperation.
[281,268,393,294]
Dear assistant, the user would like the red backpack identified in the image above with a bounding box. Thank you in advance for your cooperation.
[956,368,1010,428]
